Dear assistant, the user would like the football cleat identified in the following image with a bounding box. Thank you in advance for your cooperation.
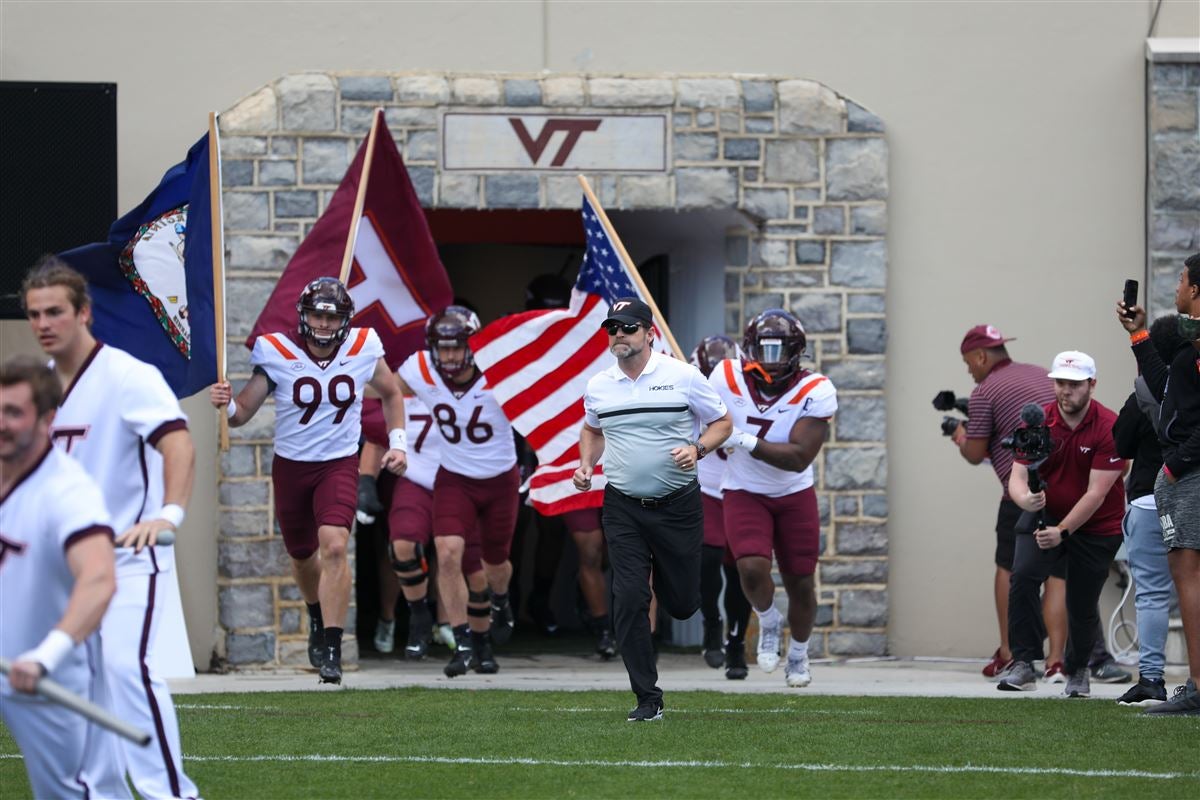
[756,613,782,674]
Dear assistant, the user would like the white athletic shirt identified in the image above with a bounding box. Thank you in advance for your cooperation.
[709,359,838,497]
[1,446,114,695]
[584,352,728,498]
[50,343,186,576]
[397,351,516,480]
[401,394,441,492]
[251,328,383,462]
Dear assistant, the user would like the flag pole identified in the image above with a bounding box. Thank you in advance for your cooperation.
[339,108,383,285]
[576,175,685,360]
[208,112,230,451]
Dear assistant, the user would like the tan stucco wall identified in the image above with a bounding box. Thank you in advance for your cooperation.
[3,1,1197,661]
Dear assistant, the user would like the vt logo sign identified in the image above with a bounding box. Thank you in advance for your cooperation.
[442,112,667,172]
[508,118,603,167]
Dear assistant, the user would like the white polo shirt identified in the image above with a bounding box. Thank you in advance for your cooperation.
[584,351,727,498]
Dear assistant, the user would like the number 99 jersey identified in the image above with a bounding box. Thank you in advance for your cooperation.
[251,328,383,462]
[397,350,516,480]
[709,358,837,497]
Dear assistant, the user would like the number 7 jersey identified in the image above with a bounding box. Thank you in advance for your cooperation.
[709,358,838,497]
[397,350,516,480]
[251,328,383,462]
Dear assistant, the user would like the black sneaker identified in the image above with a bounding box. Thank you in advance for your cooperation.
[490,596,515,645]
[1142,679,1200,716]
[1089,660,1133,684]
[627,701,663,722]
[307,615,323,669]
[446,633,472,681]
[405,603,433,661]
[470,635,500,674]
[595,629,617,661]
[318,648,342,685]
[702,618,724,669]
[725,642,748,680]
[1117,676,1167,707]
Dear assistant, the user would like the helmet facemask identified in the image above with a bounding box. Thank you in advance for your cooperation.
[297,278,354,347]
[742,310,806,387]
[426,306,482,382]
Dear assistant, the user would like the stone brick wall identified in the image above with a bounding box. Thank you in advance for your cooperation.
[216,72,890,666]
[1146,48,1199,314]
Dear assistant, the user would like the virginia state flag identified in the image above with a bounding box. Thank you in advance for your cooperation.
[248,110,452,368]
[60,134,218,398]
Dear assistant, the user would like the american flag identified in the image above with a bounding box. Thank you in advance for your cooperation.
[471,194,666,514]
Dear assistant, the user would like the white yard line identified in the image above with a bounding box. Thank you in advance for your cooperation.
[1,752,1192,780]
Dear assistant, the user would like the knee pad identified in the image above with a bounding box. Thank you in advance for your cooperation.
[392,543,426,584]
[468,587,492,605]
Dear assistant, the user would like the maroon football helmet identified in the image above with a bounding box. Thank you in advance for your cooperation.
[689,335,739,378]
[296,277,354,347]
[426,305,482,380]
[742,309,807,385]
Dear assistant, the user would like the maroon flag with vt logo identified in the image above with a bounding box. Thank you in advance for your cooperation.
[247,114,452,368]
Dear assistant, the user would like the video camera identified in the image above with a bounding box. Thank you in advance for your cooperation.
[1001,403,1054,494]
[932,390,970,437]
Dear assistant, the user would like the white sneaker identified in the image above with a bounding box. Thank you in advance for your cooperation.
[785,655,812,688]
[434,623,457,651]
[756,614,782,673]
[373,619,395,654]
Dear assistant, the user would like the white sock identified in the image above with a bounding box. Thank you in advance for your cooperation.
[754,604,780,625]
[788,638,809,661]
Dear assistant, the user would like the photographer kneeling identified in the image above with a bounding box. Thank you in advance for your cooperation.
[999,351,1126,697]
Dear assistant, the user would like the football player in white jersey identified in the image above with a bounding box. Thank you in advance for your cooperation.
[23,259,200,799]
[709,309,838,689]
[690,335,753,680]
[210,277,408,685]
[1,356,122,800]
[397,306,519,678]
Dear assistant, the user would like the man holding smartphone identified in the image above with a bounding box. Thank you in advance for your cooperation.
[1117,253,1200,716]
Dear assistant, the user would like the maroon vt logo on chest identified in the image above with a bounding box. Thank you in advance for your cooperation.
[508,118,602,167]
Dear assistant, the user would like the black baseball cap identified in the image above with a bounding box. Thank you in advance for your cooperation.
[603,297,653,327]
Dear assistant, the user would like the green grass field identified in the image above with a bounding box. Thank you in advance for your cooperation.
[2,688,1197,798]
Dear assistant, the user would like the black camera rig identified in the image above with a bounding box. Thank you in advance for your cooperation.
[932,390,970,436]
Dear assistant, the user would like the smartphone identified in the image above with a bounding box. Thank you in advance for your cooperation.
[1123,279,1138,319]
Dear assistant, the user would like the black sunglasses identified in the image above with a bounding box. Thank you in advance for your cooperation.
[603,322,643,335]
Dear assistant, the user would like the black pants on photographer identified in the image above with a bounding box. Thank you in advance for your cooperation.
[1008,513,1121,673]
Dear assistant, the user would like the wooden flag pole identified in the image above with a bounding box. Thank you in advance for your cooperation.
[208,112,230,451]
[576,175,686,360]
[338,108,383,285]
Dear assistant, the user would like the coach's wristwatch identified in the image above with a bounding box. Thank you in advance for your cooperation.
[693,441,708,460]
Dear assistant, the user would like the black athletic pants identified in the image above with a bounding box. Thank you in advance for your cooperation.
[602,481,703,707]
[1008,520,1121,673]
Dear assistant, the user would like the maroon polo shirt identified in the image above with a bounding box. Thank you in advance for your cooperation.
[1020,399,1125,536]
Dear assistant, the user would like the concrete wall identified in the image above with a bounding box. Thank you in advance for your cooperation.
[3,1,1197,661]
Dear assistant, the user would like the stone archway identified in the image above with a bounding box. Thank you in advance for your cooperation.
[215,72,889,667]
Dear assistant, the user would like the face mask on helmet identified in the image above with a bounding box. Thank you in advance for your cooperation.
[297,278,354,347]
[426,306,482,380]
[742,310,806,385]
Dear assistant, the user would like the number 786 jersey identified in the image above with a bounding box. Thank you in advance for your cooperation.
[397,350,516,480]
[709,358,838,497]
[251,328,382,462]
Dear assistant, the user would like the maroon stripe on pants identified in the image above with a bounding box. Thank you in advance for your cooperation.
[138,573,181,797]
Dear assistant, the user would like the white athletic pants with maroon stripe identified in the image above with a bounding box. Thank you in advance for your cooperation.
[101,571,199,800]
[0,645,130,800]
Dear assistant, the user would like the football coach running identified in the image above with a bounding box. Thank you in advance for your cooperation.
[574,298,732,722]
